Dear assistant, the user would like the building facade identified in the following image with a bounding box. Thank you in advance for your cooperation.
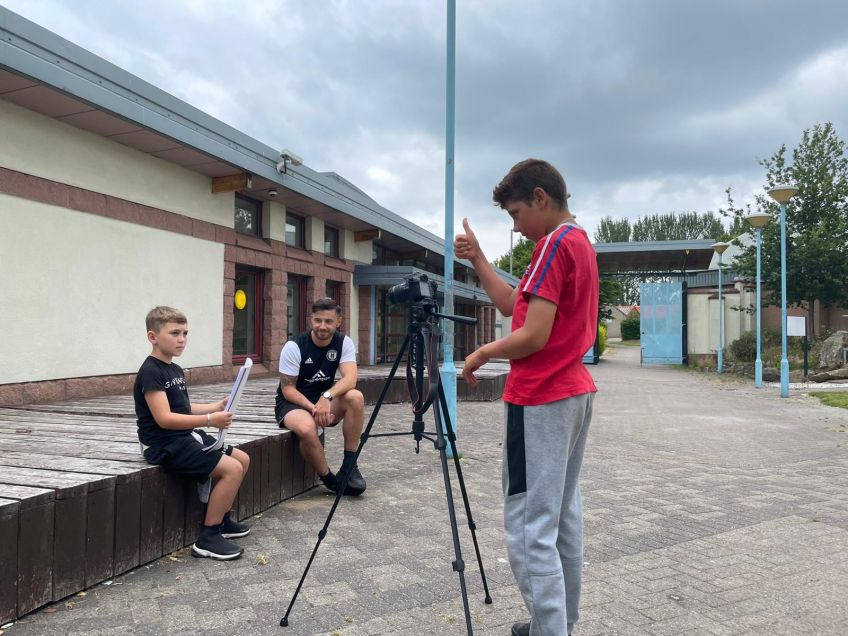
[0,8,511,406]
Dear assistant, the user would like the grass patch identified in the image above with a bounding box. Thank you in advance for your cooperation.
[811,392,848,410]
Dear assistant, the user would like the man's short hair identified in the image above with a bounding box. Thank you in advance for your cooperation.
[492,159,568,210]
[311,297,342,316]
[146,306,187,333]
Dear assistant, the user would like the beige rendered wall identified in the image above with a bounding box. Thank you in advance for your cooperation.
[687,283,755,356]
[0,98,233,228]
[0,195,224,383]
[349,273,360,354]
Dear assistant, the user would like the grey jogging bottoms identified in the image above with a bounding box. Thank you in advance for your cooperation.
[503,393,594,636]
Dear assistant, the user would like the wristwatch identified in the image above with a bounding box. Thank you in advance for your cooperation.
[321,390,334,401]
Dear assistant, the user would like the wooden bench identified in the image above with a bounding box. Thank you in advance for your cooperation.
[0,380,319,623]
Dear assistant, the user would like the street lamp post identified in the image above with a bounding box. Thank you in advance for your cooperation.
[712,241,730,374]
[767,185,799,398]
[745,212,770,388]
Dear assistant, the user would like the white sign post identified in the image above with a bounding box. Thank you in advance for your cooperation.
[786,316,808,379]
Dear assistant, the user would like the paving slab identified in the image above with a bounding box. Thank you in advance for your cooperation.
[4,344,848,635]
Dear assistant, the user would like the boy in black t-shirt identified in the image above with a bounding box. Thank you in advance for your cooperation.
[134,306,251,560]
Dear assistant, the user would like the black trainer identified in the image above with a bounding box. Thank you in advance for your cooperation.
[510,621,530,636]
[320,470,340,494]
[220,513,250,539]
[341,464,367,496]
[192,528,243,560]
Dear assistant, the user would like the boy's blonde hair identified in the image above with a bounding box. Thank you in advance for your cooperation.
[145,306,187,333]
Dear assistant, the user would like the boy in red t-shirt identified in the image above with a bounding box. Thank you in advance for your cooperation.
[454,159,598,636]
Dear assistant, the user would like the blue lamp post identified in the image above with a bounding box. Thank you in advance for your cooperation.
[767,185,798,398]
[712,241,730,373]
[745,212,771,388]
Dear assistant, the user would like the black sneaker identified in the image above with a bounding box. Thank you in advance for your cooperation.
[320,470,340,494]
[192,530,243,560]
[340,464,366,496]
[220,514,250,539]
[510,621,530,636]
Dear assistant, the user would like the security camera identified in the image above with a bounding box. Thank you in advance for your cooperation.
[280,149,303,166]
[268,189,278,197]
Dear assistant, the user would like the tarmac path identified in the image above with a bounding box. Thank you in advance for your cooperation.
[6,344,848,635]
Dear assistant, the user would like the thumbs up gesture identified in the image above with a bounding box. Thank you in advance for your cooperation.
[454,218,483,263]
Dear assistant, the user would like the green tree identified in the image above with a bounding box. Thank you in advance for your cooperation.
[631,211,727,241]
[492,236,535,276]
[598,279,622,323]
[723,123,848,337]
[594,216,631,242]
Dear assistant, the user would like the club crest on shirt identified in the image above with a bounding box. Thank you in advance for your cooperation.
[326,350,338,361]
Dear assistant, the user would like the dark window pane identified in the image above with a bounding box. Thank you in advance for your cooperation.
[235,194,261,236]
[325,280,343,310]
[287,277,304,340]
[324,226,339,257]
[286,214,304,248]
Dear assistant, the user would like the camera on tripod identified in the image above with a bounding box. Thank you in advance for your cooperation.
[388,273,437,305]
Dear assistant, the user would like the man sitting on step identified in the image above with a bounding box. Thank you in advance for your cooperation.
[275,297,367,496]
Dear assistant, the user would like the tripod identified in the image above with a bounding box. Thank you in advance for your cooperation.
[280,300,493,634]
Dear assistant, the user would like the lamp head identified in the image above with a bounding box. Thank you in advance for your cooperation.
[767,184,798,204]
[745,211,770,229]
[712,241,730,255]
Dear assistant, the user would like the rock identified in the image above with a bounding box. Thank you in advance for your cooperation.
[762,367,780,382]
[818,331,848,369]
[809,368,848,383]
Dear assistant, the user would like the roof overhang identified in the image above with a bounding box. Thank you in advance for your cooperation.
[0,7,462,271]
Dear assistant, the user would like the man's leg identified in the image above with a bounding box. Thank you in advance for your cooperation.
[331,389,367,495]
[331,388,365,452]
[284,409,328,475]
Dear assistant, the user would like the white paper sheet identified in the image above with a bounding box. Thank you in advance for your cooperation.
[203,358,252,452]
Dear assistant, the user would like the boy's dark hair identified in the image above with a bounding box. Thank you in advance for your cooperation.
[493,159,568,210]
[146,306,187,333]
[311,297,342,316]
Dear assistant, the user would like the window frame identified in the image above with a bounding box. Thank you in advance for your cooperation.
[234,193,263,237]
[285,212,306,249]
[324,224,340,258]
[232,266,264,364]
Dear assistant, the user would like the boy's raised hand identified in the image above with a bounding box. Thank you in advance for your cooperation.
[454,218,482,262]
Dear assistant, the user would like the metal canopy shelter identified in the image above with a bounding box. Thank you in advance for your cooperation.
[594,240,716,274]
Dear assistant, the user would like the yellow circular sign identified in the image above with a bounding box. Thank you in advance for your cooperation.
[234,289,247,310]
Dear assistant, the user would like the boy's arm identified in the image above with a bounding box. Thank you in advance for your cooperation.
[462,295,556,386]
[191,397,228,415]
[454,218,518,316]
[145,391,232,430]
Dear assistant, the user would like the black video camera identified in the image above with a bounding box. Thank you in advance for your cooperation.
[388,273,437,305]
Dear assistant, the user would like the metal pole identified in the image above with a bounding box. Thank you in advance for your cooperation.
[754,227,763,388]
[441,0,459,453]
[717,253,723,374]
[780,202,789,398]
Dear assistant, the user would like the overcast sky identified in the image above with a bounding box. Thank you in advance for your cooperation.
[6,0,848,258]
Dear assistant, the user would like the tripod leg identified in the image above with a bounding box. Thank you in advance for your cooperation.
[438,383,493,605]
[280,334,411,627]
[432,395,475,635]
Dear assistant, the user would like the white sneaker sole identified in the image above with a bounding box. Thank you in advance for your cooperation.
[221,529,250,539]
[191,543,243,560]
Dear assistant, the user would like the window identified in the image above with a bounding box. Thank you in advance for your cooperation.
[326,280,343,310]
[285,213,305,248]
[235,194,262,236]
[233,267,263,363]
[287,275,307,340]
[324,225,340,258]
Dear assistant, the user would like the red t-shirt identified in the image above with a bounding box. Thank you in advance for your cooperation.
[502,221,599,406]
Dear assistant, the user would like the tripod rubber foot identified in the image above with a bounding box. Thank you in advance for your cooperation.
[280,617,289,626]
[484,596,493,604]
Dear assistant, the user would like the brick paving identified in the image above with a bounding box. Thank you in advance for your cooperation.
[5,344,848,636]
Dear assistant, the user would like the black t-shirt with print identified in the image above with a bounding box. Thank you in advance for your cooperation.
[134,355,192,446]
